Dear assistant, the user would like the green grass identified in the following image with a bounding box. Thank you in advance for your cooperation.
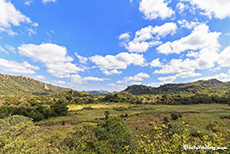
[37,103,230,127]
[36,103,230,151]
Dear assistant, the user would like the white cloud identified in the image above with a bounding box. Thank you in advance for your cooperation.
[130,82,142,85]
[139,0,174,20]
[117,72,150,83]
[0,0,34,35]
[186,51,199,58]
[46,62,84,78]
[70,74,108,84]
[194,73,230,82]
[108,83,124,90]
[122,23,177,53]
[176,2,189,13]
[0,0,31,27]
[150,58,162,67]
[0,58,38,74]
[217,46,230,67]
[157,24,221,54]
[186,0,230,19]
[18,43,83,78]
[75,53,88,64]
[102,69,122,75]
[90,52,146,75]
[0,27,17,36]
[42,0,56,4]
[154,58,197,74]
[154,46,219,75]
[178,19,201,29]
[149,71,202,87]
[5,45,16,53]
[0,46,8,54]
[53,80,66,85]
[35,75,45,80]
[25,0,33,5]
[18,43,73,64]
[158,71,201,82]
[148,82,165,87]
[119,32,131,40]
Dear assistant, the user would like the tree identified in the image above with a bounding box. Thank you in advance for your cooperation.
[104,111,110,120]
[95,117,132,153]
[51,98,68,117]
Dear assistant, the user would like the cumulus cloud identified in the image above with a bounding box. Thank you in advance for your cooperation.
[148,72,202,87]
[0,0,35,35]
[18,43,83,78]
[46,62,83,78]
[117,72,150,83]
[53,80,66,85]
[102,69,122,75]
[90,52,146,75]
[35,75,45,80]
[154,47,219,75]
[42,0,56,4]
[119,32,131,40]
[70,74,108,84]
[217,46,230,67]
[0,58,39,74]
[120,22,177,53]
[194,73,230,82]
[157,24,221,54]
[108,83,124,90]
[18,43,73,63]
[150,58,162,67]
[139,0,174,20]
[186,0,230,19]
[176,2,189,14]
[178,19,201,29]
[158,71,201,82]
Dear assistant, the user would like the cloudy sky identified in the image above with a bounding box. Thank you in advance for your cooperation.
[1,0,230,91]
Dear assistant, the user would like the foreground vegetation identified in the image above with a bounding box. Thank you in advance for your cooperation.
[1,75,230,153]
[1,103,230,153]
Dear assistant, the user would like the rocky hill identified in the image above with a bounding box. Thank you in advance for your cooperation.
[0,74,70,96]
[123,79,230,95]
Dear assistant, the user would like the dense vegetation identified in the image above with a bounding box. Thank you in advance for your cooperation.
[124,79,230,95]
[0,73,69,96]
[1,74,230,153]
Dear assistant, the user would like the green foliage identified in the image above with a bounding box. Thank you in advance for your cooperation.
[104,92,139,103]
[95,117,132,153]
[0,98,69,121]
[171,113,180,120]
[65,123,111,153]
[0,115,43,153]
[133,122,227,153]
[124,79,230,96]
[0,73,69,96]
[51,98,69,117]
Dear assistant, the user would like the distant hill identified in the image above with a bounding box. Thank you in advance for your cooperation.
[123,79,230,95]
[84,90,111,94]
[0,73,70,96]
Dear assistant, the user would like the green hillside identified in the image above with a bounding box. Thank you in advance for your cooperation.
[124,79,230,95]
[0,73,69,96]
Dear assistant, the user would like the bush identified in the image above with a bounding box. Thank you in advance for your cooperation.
[171,113,179,120]
[95,117,133,153]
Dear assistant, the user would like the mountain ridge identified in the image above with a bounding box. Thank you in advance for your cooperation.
[123,79,230,95]
[0,73,70,96]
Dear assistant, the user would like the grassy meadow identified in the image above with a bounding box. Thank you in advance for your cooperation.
[35,103,230,151]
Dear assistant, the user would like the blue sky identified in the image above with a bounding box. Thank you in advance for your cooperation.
[1,0,230,91]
